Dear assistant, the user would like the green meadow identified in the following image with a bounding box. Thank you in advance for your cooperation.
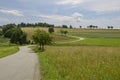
[0,36,19,58]
[30,28,120,80]
[1,27,120,79]
[34,46,120,80]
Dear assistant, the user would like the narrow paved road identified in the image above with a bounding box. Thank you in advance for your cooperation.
[0,46,40,80]
[56,35,85,44]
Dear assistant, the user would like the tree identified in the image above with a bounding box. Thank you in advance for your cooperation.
[111,26,113,29]
[32,30,52,51]
[87,25,98,29]
[62,25,68,28]
[48,27,54,33]
[60,29,64,35]
[19,32,27,44]
[10,27,27,45]
[107,26,113,29]
[70,25,73,29]
[63,30,68,35]
[79,26,82,28]
[2,24,27,45]
[60,30,68,35]
[2,23,15,34]
[4,28,15,38]
[0,30,2,36]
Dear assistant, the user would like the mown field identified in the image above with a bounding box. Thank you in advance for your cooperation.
[0,36,19,58]
[29,27,120,80]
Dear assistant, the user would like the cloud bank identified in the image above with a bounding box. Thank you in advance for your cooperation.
[0,9,24,16]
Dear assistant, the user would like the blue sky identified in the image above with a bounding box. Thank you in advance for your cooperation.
[0,0,120,29]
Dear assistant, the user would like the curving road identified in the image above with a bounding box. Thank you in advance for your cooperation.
[0,46,40,80]
[56,35,85,44]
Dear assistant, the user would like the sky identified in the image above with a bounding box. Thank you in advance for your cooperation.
[0,0,120,29]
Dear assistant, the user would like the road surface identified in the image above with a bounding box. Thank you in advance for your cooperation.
[0,46,40,80]
[56,35,85,44]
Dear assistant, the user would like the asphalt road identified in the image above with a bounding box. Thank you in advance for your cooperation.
[0,46,40,80]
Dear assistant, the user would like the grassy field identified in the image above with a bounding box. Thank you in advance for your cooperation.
[0,36,19,58]
[34,46,120,80]
[22,27,120,46]
[0,46,19,58]
[70,32,120,38]
[55,38,120,46]
[26,27,120,80]
[22,27,77,42]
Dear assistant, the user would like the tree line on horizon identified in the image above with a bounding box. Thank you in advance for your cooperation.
[0,22,55,28]
[0,22,115,29]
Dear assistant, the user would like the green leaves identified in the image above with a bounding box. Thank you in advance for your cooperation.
[10,28,27,44]
[32,29,52,51]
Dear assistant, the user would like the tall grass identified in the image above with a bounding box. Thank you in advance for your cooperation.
[35,46,120,80]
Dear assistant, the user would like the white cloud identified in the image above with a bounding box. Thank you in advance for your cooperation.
[0,9,24,16]
[85,0,120,12]
[38,13,120,28]
[38,12,83,25]
[72,12,83,22]
[56,0,84,5]
[56,0,120,12]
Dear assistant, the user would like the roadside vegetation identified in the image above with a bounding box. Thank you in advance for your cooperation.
[0,36,19,58]
[29,27,120,80]
[1,23,120,80]
[34,46,120,80]
[0,46,19,58]
[0,23,27,58]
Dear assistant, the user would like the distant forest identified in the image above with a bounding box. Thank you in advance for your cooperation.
[0,22,114,29]
[0,22,55,28]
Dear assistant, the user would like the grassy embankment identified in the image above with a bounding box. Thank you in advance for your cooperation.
[25,27,120,80]
[0,36,19,58]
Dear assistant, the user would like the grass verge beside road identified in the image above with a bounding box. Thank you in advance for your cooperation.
[0,36,19,58]
[0,46,19,58]
[33,46,120,80]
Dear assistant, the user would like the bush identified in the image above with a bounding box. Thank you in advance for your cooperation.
[48,27,54,33]
[60,30,68,35]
